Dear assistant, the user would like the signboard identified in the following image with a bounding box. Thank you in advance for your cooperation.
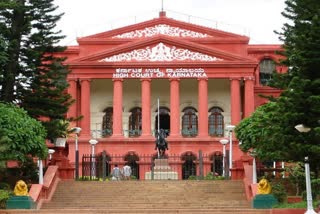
[113,68,207,79]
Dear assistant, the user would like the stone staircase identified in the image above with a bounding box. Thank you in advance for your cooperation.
[2,180,270,214]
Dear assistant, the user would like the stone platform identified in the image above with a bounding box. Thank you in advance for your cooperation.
[145,158,178,180]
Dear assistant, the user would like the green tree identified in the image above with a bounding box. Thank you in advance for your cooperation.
[235,0,320,176]
[0,128,10,172]
[0,102,47,161]
[0,0,74,140]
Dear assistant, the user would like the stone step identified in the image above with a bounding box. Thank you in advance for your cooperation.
[1,208,270,214]
[37,180,260,213]
[43,202,250,208]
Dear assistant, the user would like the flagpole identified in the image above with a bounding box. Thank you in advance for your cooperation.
[157,98,160,133]
[161,0,164,12]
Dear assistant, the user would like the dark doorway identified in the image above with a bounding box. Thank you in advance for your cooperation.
[155,107,170,135]
[181,152,197,179]
[211,152,223,176]
[124,153,139,179]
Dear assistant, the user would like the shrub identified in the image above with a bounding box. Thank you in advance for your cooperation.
[188,173,226,180]
[311,178,320,199]
[0,189,10,209]
[271,181,288,203]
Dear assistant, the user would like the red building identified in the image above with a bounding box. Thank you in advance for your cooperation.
[57,11,284,180]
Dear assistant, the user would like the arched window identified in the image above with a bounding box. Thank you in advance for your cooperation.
[259,59,275,85]
[129,107,142,137]
[182,107,198,137]
[208,107,224,136]
[102,107,113,137]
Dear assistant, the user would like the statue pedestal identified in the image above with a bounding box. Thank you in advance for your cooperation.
[252,194,278,209]
[145,159,178,180]
[6,196,36,209]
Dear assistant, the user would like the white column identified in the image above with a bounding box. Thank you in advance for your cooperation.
[253,157,257,184]
[38,159,43,184]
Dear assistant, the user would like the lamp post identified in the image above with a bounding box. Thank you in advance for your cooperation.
[38,158,43,184]
[249,149,257,184]
[219,138,229,177]
[71,127,81,180]
[226,125,236,178]
[295,124,316,214]
[48,149,55,160]
[40,149,55,184]
[89,139,99,177]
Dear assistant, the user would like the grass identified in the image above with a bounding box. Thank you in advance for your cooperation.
[273,201,319,209]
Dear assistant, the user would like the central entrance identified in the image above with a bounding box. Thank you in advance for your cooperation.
[155,107,170,135]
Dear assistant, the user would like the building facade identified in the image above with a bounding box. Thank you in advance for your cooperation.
[59,12,284,179]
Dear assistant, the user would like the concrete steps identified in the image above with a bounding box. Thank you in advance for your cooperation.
[0,208,271,214]
[2,180,270,214]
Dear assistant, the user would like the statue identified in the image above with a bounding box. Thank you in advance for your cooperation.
[14,180,29,196]
[257,178,272,194]
[155,129,168,158]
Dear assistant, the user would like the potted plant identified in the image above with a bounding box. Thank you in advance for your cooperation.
[55,119,72,147]
[44,119,72,147]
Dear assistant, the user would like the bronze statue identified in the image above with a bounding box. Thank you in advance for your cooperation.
[155,129,168,158]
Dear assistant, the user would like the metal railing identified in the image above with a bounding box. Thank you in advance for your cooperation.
[81,151,220,181]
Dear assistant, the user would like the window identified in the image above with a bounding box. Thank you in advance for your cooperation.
[208,107,224,136]
[259,59,275,85]
[129,107,142,137]
[182,107,198,137]
[102,107,113,137]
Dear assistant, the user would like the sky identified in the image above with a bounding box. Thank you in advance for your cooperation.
[53,0,287,46]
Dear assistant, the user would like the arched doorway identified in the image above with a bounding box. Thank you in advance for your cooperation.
[124,152,139,179]
[155,107,170,135]
[181,152,197,180]
[211,152,223,176]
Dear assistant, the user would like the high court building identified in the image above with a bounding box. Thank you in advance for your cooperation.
[58,11,284,179]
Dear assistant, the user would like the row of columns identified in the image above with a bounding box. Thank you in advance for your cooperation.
[68,77,255,138]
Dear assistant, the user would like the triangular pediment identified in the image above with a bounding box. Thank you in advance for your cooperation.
[79,14,249,42]
[72,36,255,64]
[111,24,212,39]
[98,42,222,62]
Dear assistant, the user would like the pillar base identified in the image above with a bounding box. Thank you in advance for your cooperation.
[6,196,36,209]
[252,194,278,209]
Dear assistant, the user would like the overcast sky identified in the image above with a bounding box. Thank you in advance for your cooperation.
[53,0,287,45]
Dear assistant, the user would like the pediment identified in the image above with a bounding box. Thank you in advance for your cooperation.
[73,36,255,63]
[98,42,222,62]
[79,14,248,42]
[111,24,212,39]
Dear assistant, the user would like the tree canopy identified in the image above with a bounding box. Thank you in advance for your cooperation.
[235,0,320,174]
[0,102,47,162]
[0,0,74,141]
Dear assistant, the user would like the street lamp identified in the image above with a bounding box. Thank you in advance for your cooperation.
[219,138,229,177]
[295,124,316,214]
[48,149,55,160]
[39,149,55,185]
[249,149,257,184]
[38,158,43,185]
[89,139,99,177]
[71,127,81,180]
[226,125,236,178]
